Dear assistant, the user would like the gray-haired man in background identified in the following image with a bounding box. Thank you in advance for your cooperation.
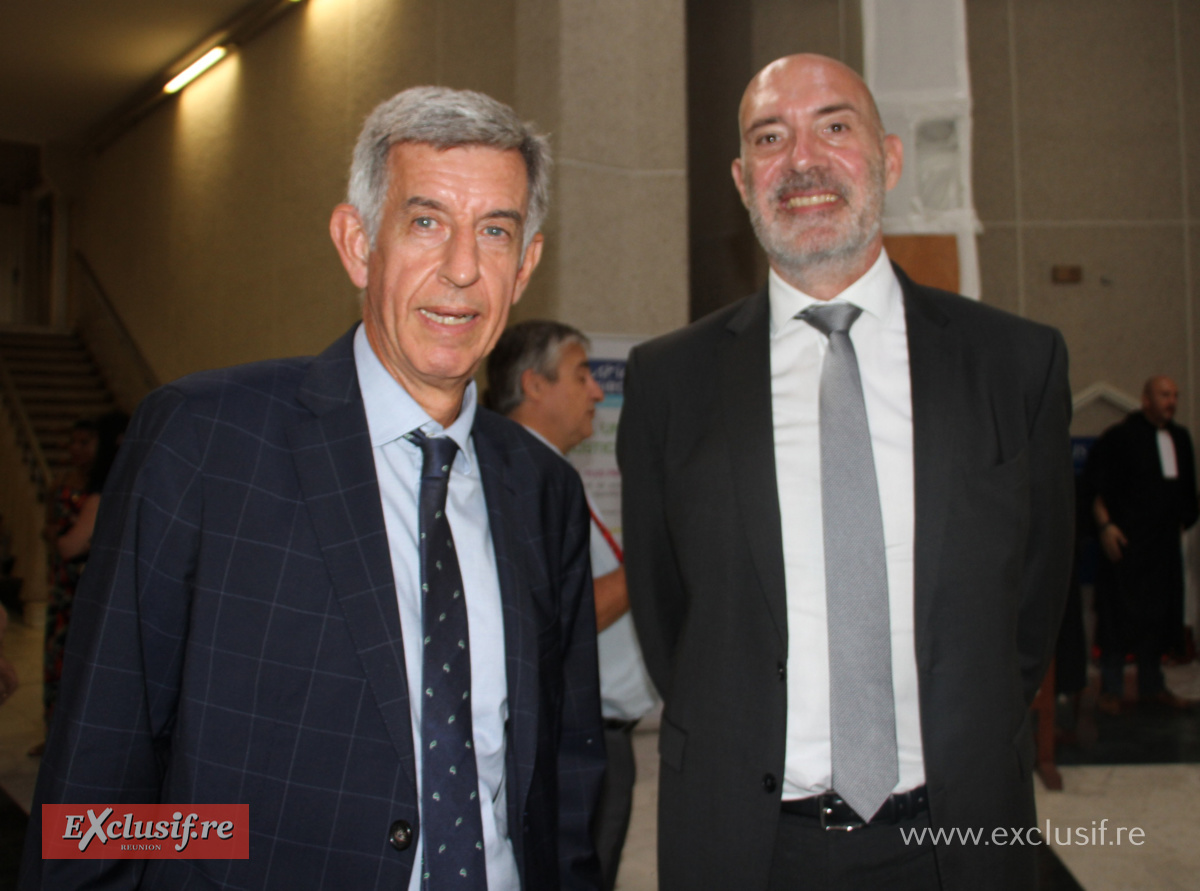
[487,320,658,891]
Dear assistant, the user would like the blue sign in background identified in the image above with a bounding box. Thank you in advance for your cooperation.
[589,359,625,407]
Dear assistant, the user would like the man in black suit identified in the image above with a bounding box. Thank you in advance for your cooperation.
[617,54,1072,890]
[1091,375,1198,712]
[23,86,604,890]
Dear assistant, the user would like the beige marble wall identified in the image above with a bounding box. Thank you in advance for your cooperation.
[514,0,689,338]
[75,0,687,379]
[968,0,1199,430]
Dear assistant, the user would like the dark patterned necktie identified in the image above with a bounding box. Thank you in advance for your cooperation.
[799,303,898,822]
[407,429,487,889]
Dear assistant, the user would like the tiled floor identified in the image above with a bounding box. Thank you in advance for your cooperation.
[5,602,1200,890]
[614,729,658,890]
[613,664,1200,890]
[1035,764,1200,891]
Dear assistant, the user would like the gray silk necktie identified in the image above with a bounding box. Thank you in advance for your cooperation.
[800,302,898,822]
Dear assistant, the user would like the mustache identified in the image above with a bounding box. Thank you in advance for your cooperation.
[772,167,849,203]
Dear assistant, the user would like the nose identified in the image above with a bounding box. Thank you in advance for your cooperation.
[587,373,603,403]
[788,127,822,170]
[439,227,481,288]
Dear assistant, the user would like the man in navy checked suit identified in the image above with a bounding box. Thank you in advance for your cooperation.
[22,86,605,890]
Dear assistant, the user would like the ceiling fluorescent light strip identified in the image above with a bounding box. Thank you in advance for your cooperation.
[91,0,307,151]
[163,46,229,94]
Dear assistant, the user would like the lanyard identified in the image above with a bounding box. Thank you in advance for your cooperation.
[588,506,623,564]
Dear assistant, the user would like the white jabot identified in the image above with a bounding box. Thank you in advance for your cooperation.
[768,249,925,800]
[1158,428,1179,479]
[354,325,518,891]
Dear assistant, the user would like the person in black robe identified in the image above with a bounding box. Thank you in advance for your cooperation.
[1089,375,1199,712]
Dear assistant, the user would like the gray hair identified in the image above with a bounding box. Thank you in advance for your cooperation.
[484,320,590,417]
[347,86,551,249]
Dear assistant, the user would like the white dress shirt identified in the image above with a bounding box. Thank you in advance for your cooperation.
[768,249,926,800]
[1157,428,1179,479]
[354,326,519,891]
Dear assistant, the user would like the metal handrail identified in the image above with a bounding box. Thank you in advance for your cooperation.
[0,348,53,496]
[72,251,160,398]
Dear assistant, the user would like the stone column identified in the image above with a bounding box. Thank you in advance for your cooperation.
[515,0,689,338]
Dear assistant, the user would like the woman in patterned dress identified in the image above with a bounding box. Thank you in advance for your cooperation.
[30,418,97,756]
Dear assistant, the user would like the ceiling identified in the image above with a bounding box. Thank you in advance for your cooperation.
[0,0,253,149]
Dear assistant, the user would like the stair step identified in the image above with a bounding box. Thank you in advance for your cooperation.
[34,423,109,441]
[0,329,120,483]
[20,402,111,416]
[2,355,91,370]
[2,351,81,364]
[25,409,117,425]
[0,340,80,356]
[0,336,76,348]
[11,379,105,391]
[0,340,89,352]
[24,401,116,414]
[14,379,108,391]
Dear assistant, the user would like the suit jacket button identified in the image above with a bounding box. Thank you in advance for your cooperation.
[777,662,786,681]
[762,773,777,793]
[388,820,413,851]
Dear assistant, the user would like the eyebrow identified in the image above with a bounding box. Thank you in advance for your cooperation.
[744,115,783,134]
[815,102,859,118]
[744,102,863,135]
[405,196,524,224]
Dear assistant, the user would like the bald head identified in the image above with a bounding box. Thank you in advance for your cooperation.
[730,53,903,298]
[1142,375,1179,427]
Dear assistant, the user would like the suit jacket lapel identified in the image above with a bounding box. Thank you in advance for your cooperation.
[721,289,788,646]
[472,413,537,819]
[899,270,960,675]
[288,325,417,788]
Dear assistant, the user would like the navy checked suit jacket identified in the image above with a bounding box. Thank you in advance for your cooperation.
[22,325,605,890]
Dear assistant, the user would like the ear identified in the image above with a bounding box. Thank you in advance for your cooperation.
[510,233,545,305]
[519,367,545,403]
[731,157,749,208]
[883,134,904,192]
[329,204,371,289]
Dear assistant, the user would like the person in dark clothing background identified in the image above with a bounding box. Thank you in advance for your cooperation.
[1090,375,1199,713]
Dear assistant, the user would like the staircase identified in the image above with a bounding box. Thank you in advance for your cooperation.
[0,329,119,480]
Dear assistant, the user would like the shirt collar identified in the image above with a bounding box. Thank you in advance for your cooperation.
[519,424,565,458]
[768,247,899,336]
[353,324,478,470]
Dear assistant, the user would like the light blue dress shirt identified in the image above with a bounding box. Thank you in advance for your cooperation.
[354,326,518,891]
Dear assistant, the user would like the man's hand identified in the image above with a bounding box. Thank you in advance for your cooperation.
[1093,495,1127,562]
[1099,523,1128,562]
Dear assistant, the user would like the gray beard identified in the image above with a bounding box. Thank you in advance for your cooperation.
[745,163,886,283]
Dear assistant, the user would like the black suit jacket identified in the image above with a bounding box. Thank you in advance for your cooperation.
[22,326,604,890]
[617,268,1073,890]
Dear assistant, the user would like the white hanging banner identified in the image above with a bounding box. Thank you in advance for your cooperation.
[862,0,982,299]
